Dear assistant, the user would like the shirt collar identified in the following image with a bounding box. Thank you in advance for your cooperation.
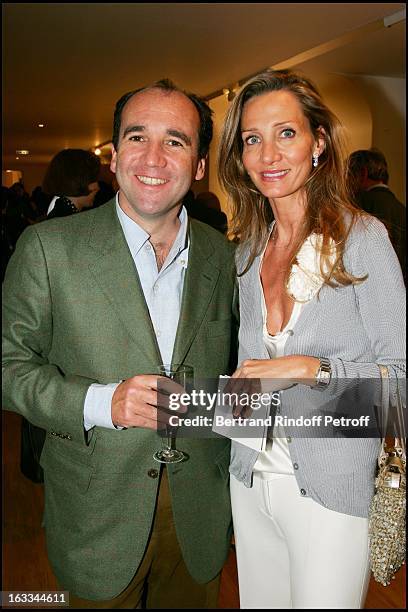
[366,182,390,192]
[115,193,189,262]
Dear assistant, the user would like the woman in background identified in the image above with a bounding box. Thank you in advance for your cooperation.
[43,148,100,218]
[218,69,405,609]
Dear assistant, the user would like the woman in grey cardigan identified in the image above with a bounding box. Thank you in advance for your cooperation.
[218,69,405,609]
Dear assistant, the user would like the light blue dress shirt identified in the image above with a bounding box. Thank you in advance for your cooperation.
[83,194,189,431]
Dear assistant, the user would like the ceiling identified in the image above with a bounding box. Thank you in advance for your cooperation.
[2,3,406,166]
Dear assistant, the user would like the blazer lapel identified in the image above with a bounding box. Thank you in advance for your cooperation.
[172,220,221,365]
[87,200,161,364]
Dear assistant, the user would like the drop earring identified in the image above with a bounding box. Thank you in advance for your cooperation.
[313,153,319,167]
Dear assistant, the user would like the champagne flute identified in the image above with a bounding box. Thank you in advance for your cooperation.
[153,364,193,464]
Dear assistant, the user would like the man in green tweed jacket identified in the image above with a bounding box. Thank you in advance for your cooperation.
[2,79,237,608]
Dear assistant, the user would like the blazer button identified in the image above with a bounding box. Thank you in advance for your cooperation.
[300,488,307,496]
[147,469,159,479]
[293,463,299,470]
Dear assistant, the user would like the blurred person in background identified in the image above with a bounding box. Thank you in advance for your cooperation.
[19,150,100,486]
[183,189,227,233]
[43,148,100,218]
[347,148,405,279]
[92,179,116,208]
[2,185,28,273]
[30,185,52,220]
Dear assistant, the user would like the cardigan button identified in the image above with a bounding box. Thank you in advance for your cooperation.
[147,469,159,479]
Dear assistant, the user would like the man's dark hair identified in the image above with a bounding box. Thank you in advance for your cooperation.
[347,148,389,184]
[43,149,101,197]
[112,78,213,159]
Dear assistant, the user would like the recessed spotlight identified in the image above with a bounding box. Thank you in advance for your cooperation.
[94,148,101,156]
[16,150,30,155]
[38,123,45,128]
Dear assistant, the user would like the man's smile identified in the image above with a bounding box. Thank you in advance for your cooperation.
[136,175,169,186]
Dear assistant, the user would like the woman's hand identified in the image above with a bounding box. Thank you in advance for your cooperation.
[226,355,320,396]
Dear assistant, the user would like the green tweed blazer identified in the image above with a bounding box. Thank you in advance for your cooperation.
[2,199,237,600]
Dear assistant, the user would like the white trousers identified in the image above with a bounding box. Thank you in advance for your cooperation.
[230,473,370,609]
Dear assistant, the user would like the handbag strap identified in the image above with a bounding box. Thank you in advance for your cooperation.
[378,364,406,457]
[378,365,390,443]
[395,375,406,456]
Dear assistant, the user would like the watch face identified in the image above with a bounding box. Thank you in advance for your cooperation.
[319,371,331,382]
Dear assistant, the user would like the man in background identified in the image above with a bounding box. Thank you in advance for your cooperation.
[347,148,405,279]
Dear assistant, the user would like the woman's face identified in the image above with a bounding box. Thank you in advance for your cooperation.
[240,90,324,203]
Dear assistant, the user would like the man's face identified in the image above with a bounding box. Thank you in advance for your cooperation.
[110,89,205,223]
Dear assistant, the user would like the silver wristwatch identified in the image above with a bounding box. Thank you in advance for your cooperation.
[313,357,332,390]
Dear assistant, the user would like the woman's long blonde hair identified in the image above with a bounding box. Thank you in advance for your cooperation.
[218,69,364,286]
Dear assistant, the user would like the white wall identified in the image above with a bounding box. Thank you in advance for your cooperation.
[2,170,23,188]
[3,163,49,196]
[208,94,230,217]
[304,71,373,154]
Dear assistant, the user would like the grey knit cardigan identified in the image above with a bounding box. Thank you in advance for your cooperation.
[230,215,406,517]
